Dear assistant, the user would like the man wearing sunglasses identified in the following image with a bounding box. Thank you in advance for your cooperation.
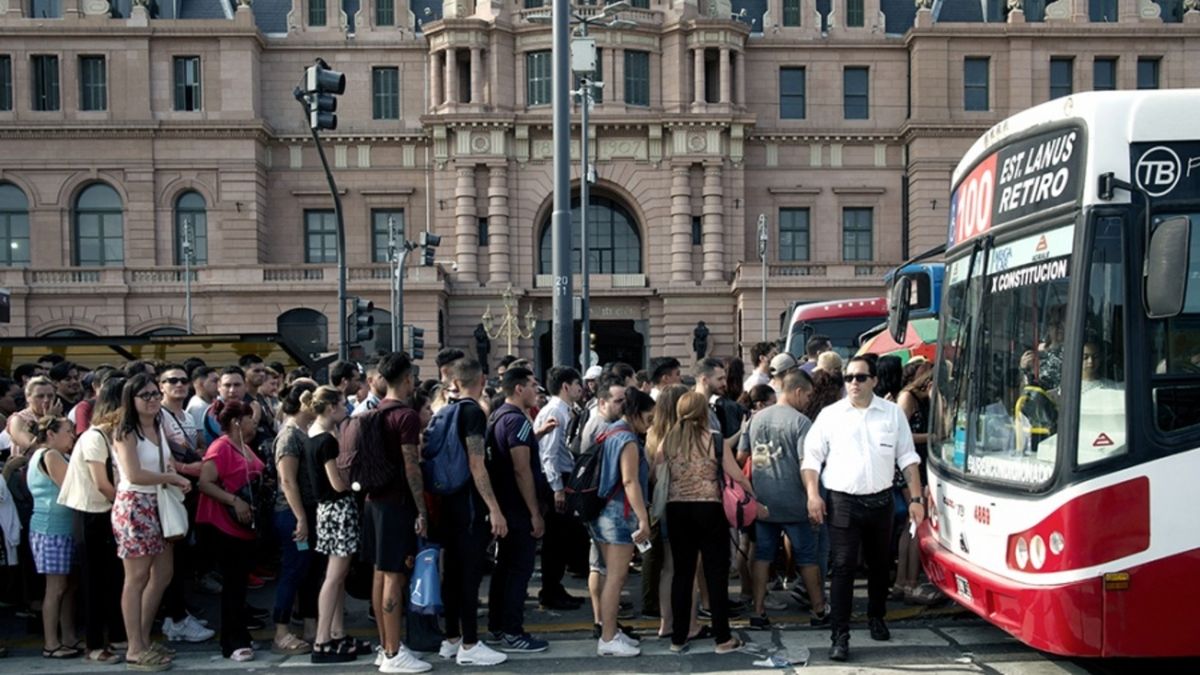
[801,356,923,663]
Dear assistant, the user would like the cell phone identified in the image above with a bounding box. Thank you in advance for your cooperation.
[296,539,309,551]
[635,537,652,554]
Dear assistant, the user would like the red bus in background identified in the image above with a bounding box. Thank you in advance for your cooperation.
[781,297,888,360]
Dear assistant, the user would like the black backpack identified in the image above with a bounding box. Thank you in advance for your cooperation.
[566,428,617,521]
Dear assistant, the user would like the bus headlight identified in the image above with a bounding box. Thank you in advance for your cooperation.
[1030,535,1047,570]
[1014,537,1029,569]
[1049,531,1065,556]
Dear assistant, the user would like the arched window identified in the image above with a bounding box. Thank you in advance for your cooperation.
[74,183,123,267]
[175,191,208,265]
[538,195,641,275]
[0,183,30,266]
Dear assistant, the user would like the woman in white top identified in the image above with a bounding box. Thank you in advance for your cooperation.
[111,373,191,672]
[57,374,128,664]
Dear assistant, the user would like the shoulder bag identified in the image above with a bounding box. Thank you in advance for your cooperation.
[155,428,189,542]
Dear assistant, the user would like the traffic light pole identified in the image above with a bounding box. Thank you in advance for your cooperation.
[306,122,349,361]
[395,245,411,353]
[550,0,573,369]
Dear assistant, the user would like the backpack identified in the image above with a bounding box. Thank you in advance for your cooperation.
[565,406,585,457]
[566,427,617,521]
[420,400,472,496]
[336,399,405,496]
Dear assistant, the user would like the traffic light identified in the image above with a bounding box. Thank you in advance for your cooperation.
[405,325,426,361]
[305,58,345,131]
[419,231,441,267]
[352,298,375,342]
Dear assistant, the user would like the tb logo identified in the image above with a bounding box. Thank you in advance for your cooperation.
[1136,146,1181,198]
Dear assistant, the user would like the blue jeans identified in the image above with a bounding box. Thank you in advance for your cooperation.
[272,509,320,626]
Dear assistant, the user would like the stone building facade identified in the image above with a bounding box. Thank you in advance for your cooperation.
[0,0,1196,372]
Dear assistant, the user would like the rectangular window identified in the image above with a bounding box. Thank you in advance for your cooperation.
[779,67,806,120]
[779,208,810,261]
[173,56,202,111]
[1088,0,1117,21]
[31,55,59,112]
[630,0,649,7]
[305,210,338,264]
[842,207,873,261]
[843,66,869,120]
[574,49,602,105]
[1050,57,1073,100]
[1137,57,1160,90]
[376,0,393,25]
[1093,57,1117,91]
[782,0,801,25]
[79,56,107,112]
[526,51,551,106]
[964,57,990,111]
[691,216,702,246]
[0,56,11,112]
[372,67,400,120]
[309,0,326,25]
[1149,215,1200,433]
[478,217,489,246]
[523,0,543,7]
[29,0,60,17]
[371,209,404,263]
[624,50,650,106]
[845,0,864,26]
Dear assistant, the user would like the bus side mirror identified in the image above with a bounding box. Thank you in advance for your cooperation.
[889,276,912,344]
[1145,216,1191,320]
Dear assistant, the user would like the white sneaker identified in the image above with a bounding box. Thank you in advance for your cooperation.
[162,616,215,643]
[374,645,386,667]
[597,636,640,657]
[439,639,460,660]
[456,641,508,667]
[616,631,640,647]
[379,648,433,674]
[186,613,210,628]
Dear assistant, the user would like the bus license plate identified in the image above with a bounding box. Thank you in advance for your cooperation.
[955,574,972,600]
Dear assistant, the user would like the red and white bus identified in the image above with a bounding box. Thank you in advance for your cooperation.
[915,90,1200,657]
[781,297,888,360]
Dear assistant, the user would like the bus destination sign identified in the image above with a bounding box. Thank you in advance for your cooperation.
[1131,142,1200,200]
[949,127,1083,247]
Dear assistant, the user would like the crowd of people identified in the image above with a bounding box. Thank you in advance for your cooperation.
[0,335,940,670]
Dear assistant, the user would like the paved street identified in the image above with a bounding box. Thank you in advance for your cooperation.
[3,573,1191,674]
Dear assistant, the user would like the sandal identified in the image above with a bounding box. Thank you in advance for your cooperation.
[715,637,743,655]
[126,650,172,672]
[311,641,355,664]
[687,625,713,642]
[230,647,254,662]
[88,648,124,664]
[334,635,370,655]
[43,645,83,659]
[271,634,312,655]
[147,642,176,659]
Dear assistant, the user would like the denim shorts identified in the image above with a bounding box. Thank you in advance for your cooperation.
[754,520,830,574]
[587,497,637,546]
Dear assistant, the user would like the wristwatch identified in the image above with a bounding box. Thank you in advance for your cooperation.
[909,497,925,505]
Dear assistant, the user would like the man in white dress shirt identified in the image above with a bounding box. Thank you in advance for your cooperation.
[802,356,925,662]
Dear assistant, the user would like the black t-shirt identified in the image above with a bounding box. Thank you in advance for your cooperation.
[304,431,344,503]
[486,402,540,516]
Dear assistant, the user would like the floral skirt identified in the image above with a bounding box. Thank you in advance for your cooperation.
[111,490,166,559]
[316,494,358,558]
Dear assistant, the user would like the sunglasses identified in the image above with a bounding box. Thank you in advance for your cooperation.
[136,390,164,402]
[846,374,873,383]
[160,377,188,385]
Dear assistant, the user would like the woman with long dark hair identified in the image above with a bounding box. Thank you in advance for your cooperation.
[803,371,845,421]
[57,374,128,664]
[112,373,192,671]
[196,399,265,662]
[27,415,80,659]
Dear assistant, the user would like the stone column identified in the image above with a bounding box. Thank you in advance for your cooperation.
[719,47,731,104]
[693,48,705,106]
[455,165,478,283]
[487,164,510,285]
[430,51,443,110]
[470,47,483,105]
[735,51,746,106]
[702,164,724,282]
[445,47,458,104]
[670,165,693,282]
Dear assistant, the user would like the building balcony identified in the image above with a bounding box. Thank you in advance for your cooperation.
[732,261,898,291]
[513,4,665,27]
[532,273,647,290]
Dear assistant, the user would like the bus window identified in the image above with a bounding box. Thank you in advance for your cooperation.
[1150,214,1200,434]
[1076,216,1127,466]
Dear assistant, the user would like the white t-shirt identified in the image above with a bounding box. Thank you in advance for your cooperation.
[58,428,114,513]
[116,430,171,495]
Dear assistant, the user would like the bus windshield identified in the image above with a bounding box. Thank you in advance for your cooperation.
[790,317,883,360]
[933,225,1074,487]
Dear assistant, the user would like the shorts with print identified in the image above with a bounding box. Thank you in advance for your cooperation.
[316,494,359,558]
[587,497,638,546]
[111,490,166,560]
[30,532,77,575]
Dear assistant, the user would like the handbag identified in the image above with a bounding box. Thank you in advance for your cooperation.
[222,443,259,531]
[155,429,189,542]
[649,461,670,525]
[714,431,760,529]
[409,541,443,615]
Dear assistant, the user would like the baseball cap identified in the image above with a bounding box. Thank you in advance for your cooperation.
[769,353,799,377]
[584,365,603,381]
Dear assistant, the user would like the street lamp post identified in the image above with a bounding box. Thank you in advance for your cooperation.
[182,216,194,335]
[481,286,538,357]
[757,213,768,341]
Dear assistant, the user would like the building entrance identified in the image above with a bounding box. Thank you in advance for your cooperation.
[537,319,646,377]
